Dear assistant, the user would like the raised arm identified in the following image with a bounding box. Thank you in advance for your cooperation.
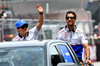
[36,4,44,31]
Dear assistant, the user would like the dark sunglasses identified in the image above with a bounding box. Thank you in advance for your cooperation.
[21,24,28,29]
[66,17,75,19]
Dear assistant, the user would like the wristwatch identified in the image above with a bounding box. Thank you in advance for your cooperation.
[39,12,43,15]
[86,57,90,60]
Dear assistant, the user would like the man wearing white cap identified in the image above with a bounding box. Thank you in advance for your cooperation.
[12,4,43,41]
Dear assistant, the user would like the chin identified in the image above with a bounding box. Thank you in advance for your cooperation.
[68,24,73,26]
[25,31,28,33]
[25,30,28,32]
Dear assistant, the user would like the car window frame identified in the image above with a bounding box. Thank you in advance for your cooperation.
[56,43,80,64]
[49,42,80,66]
[56,44,74,63]
[49,43,64,66]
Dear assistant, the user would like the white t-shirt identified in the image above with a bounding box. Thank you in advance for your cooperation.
[12,26,38,41]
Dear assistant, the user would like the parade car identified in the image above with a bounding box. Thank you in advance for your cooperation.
[0,40,90,66]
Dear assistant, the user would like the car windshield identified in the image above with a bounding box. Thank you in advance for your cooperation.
[0,47,45,66]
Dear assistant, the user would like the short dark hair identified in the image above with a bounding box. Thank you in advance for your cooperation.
[65,11,77,19]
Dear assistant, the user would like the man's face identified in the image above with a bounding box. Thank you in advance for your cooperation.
[66,13,76,26]
[17,24,28,34]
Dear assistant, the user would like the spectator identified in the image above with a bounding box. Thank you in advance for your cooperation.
[93,25,99,35]
[86,0,94,9]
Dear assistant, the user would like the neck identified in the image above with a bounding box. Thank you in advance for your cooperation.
[67,25,75,31]
[19,32,27,38]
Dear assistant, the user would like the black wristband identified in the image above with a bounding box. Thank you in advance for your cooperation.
[39,12,43,15]
[86,57,90,60]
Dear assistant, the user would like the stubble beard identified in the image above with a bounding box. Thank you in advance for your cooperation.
[68,21,75,27]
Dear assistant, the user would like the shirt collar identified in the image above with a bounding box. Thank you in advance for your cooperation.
[18,31,29,38]
[65,25,77,32]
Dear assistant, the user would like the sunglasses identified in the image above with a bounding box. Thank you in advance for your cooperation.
[21,24,28,29]
[66,17,75,19]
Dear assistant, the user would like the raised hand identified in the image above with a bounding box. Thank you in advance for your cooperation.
[36,4,43,13]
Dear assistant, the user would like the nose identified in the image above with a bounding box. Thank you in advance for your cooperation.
[23,27,26,29]
[69,18,71,20]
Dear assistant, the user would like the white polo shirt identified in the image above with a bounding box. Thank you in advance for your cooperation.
[56,27,88,58]
[12,26,38,41]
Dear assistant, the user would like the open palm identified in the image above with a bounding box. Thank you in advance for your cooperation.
[36,4,43,13]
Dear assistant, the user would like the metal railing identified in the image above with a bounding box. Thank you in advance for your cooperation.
[0,19,95,44]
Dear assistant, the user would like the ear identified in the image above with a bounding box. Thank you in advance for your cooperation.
[17,28,20,32]
[74,18,76,21]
